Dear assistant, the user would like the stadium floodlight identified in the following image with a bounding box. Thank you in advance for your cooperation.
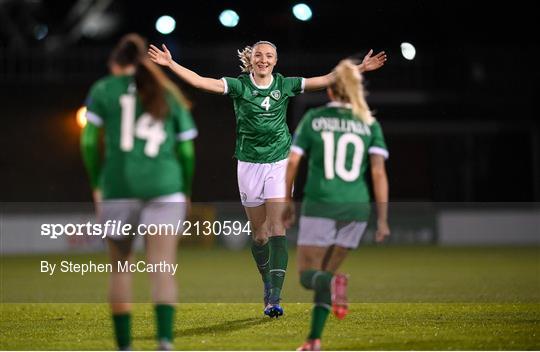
[219,9,239,28]
[400,42,416,60]
[292,3,312,21]
[76,106,87,128]
[34,24,48,40]
[155,15,176,35]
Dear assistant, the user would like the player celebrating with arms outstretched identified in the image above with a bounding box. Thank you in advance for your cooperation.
[149,41,386,318]
[283,59,391,350]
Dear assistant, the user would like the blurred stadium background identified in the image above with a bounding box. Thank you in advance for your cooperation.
[1,1,539,350]
[1,0,538,203]
[1,0,538,246]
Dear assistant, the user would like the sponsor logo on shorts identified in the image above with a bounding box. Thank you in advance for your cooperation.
[240,192,247,202]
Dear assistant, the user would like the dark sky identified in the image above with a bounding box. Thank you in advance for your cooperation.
[5,0,538,50]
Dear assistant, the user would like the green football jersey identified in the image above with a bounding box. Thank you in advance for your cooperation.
[292,102,388,221]
[85,74,197,200]
[222,73,304,163]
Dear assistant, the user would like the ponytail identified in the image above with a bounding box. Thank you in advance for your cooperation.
[331,59,374,125]
[135,59,168,119]
[238,46,253,73]
[110,33,191,120]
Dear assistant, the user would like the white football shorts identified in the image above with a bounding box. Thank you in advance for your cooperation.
[237,158,288,207]
[297,216,367,249]
[100,192,187,240]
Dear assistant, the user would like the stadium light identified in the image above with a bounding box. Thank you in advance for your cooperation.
[34,24,48,41]
[76,106,87,128]
[292,3,312,21]
[400,42,416,60]
[219,9,239,28]
[155,15,176,35]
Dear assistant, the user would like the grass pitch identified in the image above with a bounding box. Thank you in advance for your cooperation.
[1,246,539,350]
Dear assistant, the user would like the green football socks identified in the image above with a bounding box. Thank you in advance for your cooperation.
[251,240,271,285]
[112,313,131,350]
[268,236,288,303]
[300,270,333,340]
[309,305,331,339]
[155,304,175,343]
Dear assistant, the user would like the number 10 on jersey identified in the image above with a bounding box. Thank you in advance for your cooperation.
[321,132,365,182]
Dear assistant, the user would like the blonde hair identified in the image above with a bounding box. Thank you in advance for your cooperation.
[331,59,374,125]
[237,41,277,73]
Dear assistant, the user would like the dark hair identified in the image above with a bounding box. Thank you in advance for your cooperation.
[109,34,190,120]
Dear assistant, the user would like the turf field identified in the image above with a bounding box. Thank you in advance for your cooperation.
[1,246,539,350]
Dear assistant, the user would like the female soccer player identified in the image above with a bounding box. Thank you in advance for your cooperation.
[81,34,197,350]
[148,41,386,317]
[283,59,390,351]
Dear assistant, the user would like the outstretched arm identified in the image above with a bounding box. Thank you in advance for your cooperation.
[148,44,225,94]
[304,49,387,92]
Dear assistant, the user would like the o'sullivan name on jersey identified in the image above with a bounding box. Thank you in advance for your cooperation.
[40,260,178,276]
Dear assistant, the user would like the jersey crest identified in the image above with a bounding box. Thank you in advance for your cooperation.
[270,90,281,100]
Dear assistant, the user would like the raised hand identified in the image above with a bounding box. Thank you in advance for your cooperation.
[359,49,387,72]
[148,44,173,67]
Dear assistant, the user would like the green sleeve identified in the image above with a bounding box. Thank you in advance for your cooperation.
[177,140,195,196]
[283,76,305,96]
[170,95,198,141]
[85,80,107,126]
[80,123,101,189]
[291,111,313,155]
[170,95,197,196]
[368,121,389,159]
[222,77,243,98]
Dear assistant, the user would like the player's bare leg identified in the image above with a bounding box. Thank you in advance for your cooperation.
[321,246,348,273]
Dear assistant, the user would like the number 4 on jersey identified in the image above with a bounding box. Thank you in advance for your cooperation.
[261,96,271,111]
[119,94,166,157]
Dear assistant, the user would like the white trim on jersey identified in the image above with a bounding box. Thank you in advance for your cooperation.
[368,146,389,159]
[221,78,229,95]
[290,145,305,156]
[249,72,274,89]
[176,128,198,141]
[86,111,103,126]
[327,101,352,109]
[300,78,306,93]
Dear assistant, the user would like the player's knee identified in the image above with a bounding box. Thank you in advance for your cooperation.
[266,220,285,236]
[251,222,268,242]
[252,236,268,246]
